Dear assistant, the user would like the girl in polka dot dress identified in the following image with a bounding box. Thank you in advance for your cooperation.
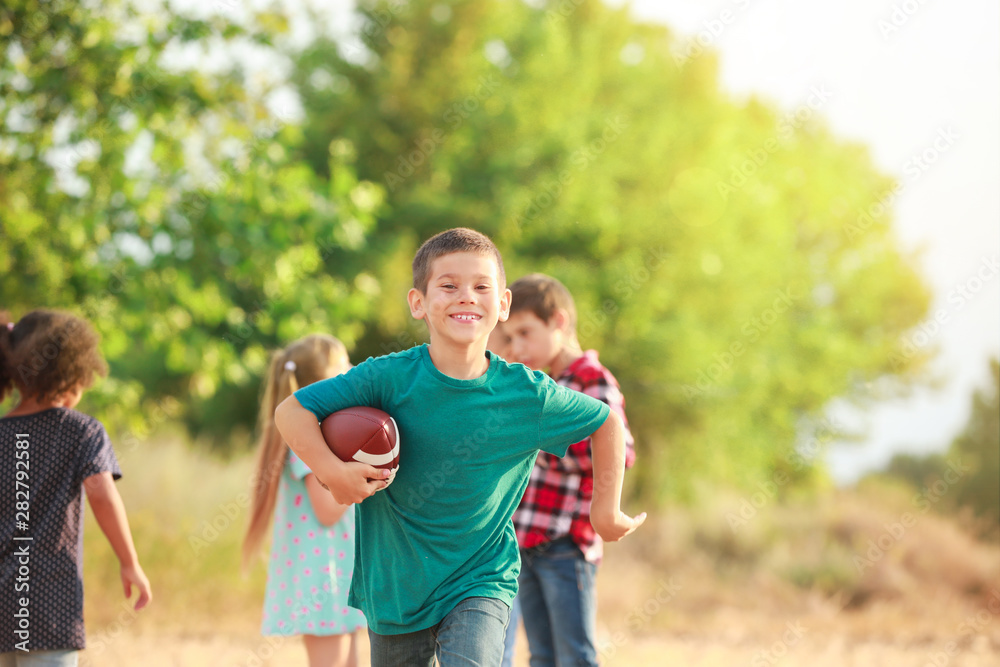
[0,310,152,666]
[242,335,366,666]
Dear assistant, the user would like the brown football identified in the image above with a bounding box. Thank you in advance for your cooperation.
[320,406,400,485]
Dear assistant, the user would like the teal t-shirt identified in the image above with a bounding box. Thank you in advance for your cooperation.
[294,344,610,635]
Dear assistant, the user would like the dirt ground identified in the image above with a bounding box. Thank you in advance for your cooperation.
[76,627,1000,667]
[78,600,1000,667]
[75,493,1000,666]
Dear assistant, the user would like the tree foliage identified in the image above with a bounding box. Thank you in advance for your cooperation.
[879,358,999,534]
[289,0,931,499]
[1,0,383,446]
[948,358,999,530]
[2,0,934,501]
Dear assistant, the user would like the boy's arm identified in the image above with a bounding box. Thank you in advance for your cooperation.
[274,394,390,505]
[83,472,152,610]
[589,410,646,541]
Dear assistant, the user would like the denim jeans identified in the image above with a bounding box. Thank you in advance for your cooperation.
[518,537,599,667]
[0,651,78,667]
[500,596,521,667]
[368,597,510,667]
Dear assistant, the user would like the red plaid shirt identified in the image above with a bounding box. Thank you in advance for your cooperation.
[512,350,635,564]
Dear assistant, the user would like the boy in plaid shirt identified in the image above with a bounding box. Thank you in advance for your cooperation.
[504,274,636,667]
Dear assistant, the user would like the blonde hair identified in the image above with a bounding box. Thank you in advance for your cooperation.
[241,334,348,572]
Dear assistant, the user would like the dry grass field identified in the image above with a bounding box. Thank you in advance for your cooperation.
[74,438,999,666]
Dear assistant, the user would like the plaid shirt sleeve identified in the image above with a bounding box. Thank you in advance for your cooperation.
[513,351,635,563]
[538,363,635,475]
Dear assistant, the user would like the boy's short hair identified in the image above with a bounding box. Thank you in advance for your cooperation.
[509,273,577,330]
[412,228,506,293]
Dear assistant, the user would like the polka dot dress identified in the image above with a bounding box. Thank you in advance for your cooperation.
[260,450,366,636]
[1,408,121,652]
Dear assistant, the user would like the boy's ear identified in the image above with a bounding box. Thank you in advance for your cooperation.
[407,288,426,320]
[553,308,570,332]
[498,288,512,322]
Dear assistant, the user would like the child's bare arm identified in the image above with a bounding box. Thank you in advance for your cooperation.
[274,394,389,504]
[304,474,352,526]
[590,411,646,541]
[83,472,152,610]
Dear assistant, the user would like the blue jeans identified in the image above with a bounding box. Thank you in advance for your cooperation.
[368,597,510,667]
[500,596,521,667]
[518,537,599,667]
[0,651,78,667]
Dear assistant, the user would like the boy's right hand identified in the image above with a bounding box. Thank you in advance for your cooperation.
[317,461,391,505]
[277,396,390,504]
[591,508,647,543]
[121,563,152,611]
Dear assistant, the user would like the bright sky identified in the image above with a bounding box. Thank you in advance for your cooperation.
[613,0,1000,483]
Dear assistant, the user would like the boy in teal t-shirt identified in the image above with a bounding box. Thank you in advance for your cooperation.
[276,228,645,666]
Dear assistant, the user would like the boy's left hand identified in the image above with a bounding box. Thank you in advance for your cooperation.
[592,509,647,542]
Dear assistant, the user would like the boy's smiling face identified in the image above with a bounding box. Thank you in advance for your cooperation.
[408,251,511,350]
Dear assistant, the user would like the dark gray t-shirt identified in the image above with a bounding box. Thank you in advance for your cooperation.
[1,408,121,651]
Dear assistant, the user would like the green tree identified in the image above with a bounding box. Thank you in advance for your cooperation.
[874,358,998,535]
[2,0,935,501]
[948,358,999,531]
[288,0,931,500]
[0,0,383,445]
[883,451,948,489]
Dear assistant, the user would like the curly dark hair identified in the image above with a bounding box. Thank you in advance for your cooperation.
[0,310,108,403]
